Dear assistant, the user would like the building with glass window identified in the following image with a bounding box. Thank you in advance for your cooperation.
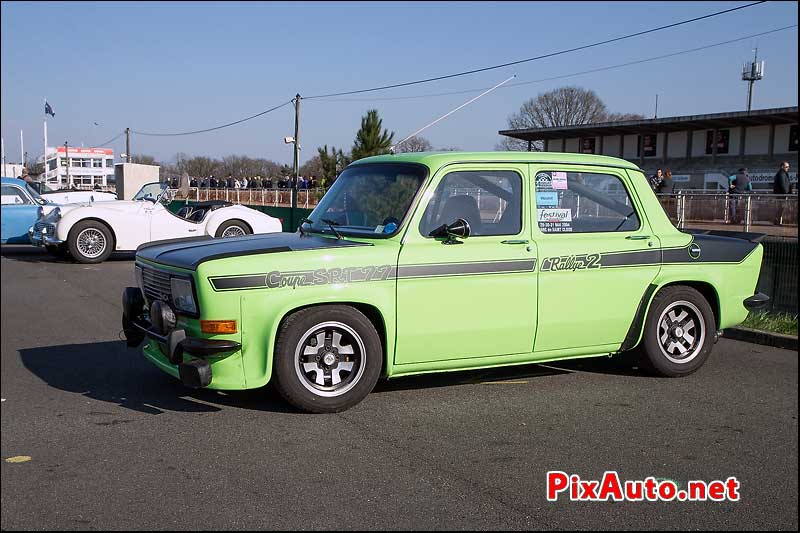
[499,106,798,190]
[42,146,115,189]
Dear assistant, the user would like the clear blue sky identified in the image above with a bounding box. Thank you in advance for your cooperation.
[1,1,797,166]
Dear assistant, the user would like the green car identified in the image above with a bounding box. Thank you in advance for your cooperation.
[122,152,768,413]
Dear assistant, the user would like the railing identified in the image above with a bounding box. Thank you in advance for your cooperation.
[656,192,798,239]
[171,187,325,209]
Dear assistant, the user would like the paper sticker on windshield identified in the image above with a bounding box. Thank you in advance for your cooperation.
[538,208,573,233]
[535,172,552,191]
[536,191,559,207]
[552,172,568,190]
[538,208,572,222]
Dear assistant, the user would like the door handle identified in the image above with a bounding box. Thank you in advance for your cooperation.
[188,229,197,232]
[625,235,650,240]
[501,239,529,245]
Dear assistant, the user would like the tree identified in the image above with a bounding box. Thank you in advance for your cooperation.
[351,109,394,161]
[318,145,349,184]
[299,155,324,179]
[23,154,44,175]
[131,154,158,165]
[497,86,644,151]
[395,136,432,153]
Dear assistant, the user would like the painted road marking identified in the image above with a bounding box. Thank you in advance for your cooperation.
[5,456,32,463]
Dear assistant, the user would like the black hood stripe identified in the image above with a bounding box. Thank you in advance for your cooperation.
[136,233,371,270]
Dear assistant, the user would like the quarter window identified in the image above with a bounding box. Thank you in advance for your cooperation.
[420,170,522,237]
[534,171,639,233]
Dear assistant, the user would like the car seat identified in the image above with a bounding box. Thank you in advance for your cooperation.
[188,209,206,222]
[439,195,482,234]
[176,206,194,220]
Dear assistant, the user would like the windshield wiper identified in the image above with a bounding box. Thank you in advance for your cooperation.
[298,218,313,237]
[321,218,343,239]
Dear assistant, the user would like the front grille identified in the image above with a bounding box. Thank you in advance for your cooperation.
[141,266,172,303]
[32,222,55,240]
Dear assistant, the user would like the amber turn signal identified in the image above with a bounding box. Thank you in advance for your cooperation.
[201,320,238,334]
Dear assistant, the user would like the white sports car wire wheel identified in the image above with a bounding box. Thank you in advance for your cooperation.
[221,224,246,238]
[76,228,107,259]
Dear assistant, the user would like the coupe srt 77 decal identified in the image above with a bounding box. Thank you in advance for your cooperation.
[208,260,538,291]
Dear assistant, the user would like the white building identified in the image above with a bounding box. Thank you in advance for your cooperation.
[43,146,115,189]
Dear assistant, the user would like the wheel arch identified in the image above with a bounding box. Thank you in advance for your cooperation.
[69,217,118,248]
[621,280,720,352]
[273,301,389,377]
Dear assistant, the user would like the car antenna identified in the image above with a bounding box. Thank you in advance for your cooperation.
[390,75,516,154]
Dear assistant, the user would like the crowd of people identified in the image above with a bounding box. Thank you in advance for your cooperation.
[648,161,793,226]
[169,175,320,190]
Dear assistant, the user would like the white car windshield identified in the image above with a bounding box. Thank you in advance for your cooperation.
[133,182,168,202]
[25,183,49,205]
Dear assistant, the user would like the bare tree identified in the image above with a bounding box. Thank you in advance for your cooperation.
[436,146,461,152]
[498,86,644,150]
[131,154,158,165]
[395,136,433,153]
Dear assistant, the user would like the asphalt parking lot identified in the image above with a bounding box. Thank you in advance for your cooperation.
[1,245,797,531]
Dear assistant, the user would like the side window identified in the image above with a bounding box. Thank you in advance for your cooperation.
[1,186,31,205]
[534,171,639,233]
[420,170,522,237]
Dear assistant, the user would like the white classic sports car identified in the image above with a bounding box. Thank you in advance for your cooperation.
[29,181,283,263]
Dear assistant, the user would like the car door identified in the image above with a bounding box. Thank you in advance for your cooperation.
[395,164,537,365]
[530,164,661,354]
[1,184,38,243]
[148,202,201,242]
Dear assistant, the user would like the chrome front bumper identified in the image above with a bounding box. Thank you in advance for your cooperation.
[28,223,64,247]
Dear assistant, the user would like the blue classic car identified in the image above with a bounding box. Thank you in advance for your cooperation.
[1,177,52,244]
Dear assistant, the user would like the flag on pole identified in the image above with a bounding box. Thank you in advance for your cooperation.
[45,101,55,117]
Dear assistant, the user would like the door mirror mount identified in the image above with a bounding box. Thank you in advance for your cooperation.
[428,218,471,245]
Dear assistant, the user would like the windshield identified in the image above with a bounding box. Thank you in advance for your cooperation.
[133,182,168,202]
[306,163,427,237]
[25,183,48,205]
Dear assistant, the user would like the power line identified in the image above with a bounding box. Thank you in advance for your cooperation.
[131,100,293,137]
[304,1,767,100]
[314,24,798,103]
[90,130,125,148]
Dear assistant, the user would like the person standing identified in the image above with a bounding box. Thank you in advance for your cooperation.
[656,169,674,194]
[649,168,663,191]
[728,167,751,224]
[773,161,791,225]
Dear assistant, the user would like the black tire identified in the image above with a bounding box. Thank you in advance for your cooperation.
[67,220,115,264]
[215,219,252,238]
[45,244,70,260]
[638,286,716,377]
[273,305,382,413]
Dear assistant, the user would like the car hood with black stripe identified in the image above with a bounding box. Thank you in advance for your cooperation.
[136,232,371,270]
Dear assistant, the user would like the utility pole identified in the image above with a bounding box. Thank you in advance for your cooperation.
[65,141,71,188]
[742,48,764,113]
[2,137,6,177]
[20,130,24,167]
[291,94,301,231]
[125,128,131,162]
[654,94,658,119]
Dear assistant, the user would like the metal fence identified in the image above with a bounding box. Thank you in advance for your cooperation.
[657,192,797,239]
[173,187,325,209]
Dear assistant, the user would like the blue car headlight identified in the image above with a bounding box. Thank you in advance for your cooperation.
[170,277,197,315]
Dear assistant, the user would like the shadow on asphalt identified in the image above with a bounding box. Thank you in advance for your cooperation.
[18,338,652,415]
[18,341,296,415]
[0,245,135,263]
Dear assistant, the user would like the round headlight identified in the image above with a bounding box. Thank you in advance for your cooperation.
[53,207,61,221]
[37,207,44,220]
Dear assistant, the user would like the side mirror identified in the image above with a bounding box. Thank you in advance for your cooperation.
[428,218,471,245]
